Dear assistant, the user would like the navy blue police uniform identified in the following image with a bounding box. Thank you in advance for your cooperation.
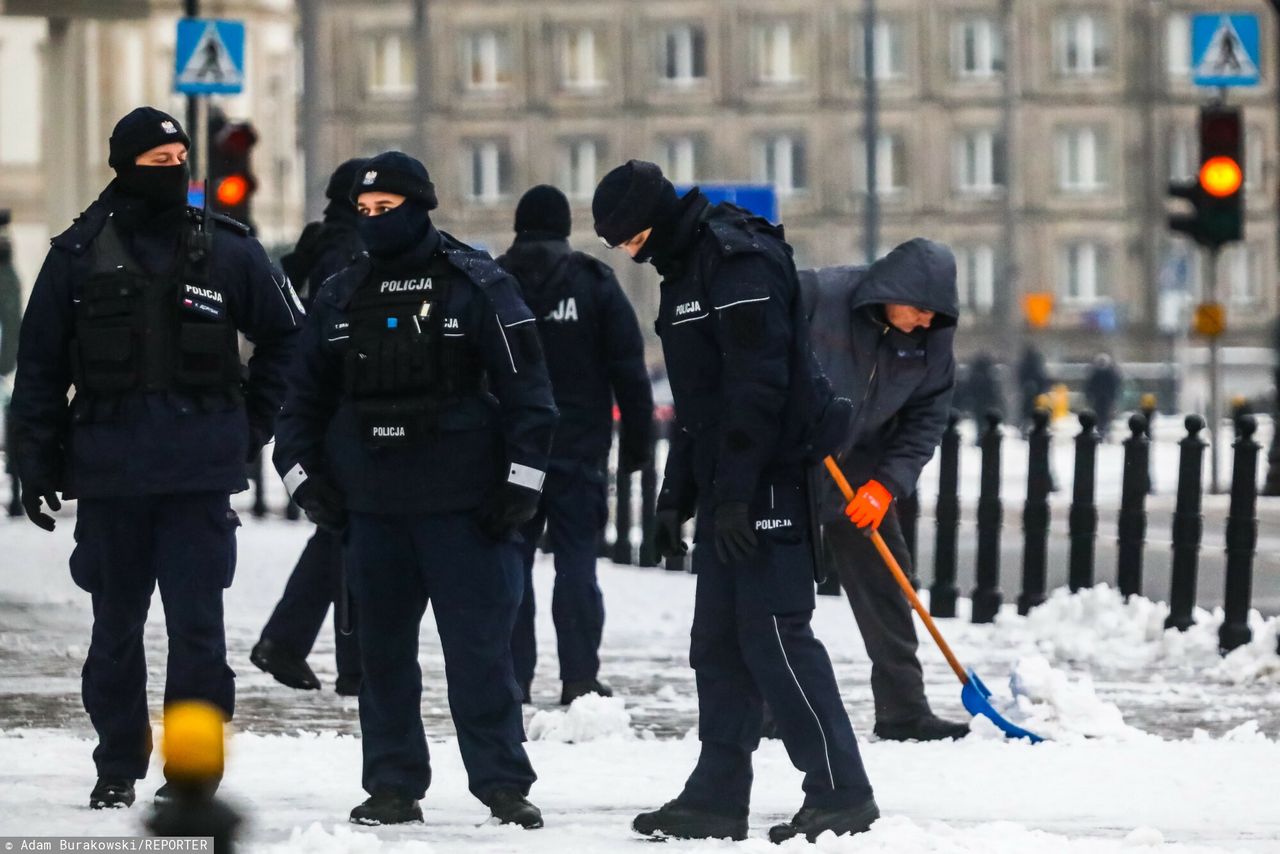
[9,183,301,787]
[254,159,369,693]
[593,161,876,841]
[272,165,557,818]
[497,197,653,701]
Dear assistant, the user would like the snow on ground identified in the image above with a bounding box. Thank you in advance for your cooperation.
[2,509,1280,851]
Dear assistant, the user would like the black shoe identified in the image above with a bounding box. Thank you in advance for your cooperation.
[89,778,135,810]
[874,714,970,742]
[768,799,880,844]
[482,788,543,829]
[349,792,423,826]
[250,639,321,691]
[335,674,362,697]
[560,678,613,706]
[633,800,747,841]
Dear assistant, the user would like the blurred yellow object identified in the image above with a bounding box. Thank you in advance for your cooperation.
[1192,302,1226,338]
[162,700,225,780]
[1140,393,1157,411]
[1050,384,1071,421]
[1023,292,1055,329]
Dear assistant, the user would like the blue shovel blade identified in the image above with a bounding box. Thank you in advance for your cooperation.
[961,669,1046,744]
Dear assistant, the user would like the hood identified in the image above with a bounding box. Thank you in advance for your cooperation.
[498,236,573,313]
[850,237,959,326]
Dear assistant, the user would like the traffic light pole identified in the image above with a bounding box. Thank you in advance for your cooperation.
[184,0,200,178]
[1206,246,1222,494]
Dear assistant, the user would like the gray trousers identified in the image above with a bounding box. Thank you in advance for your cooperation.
[823,507,931,724]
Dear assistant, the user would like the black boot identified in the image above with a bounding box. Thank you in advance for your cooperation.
[560,678,613,705]
[334,673,362,697]
[89,778,135,810]
[482,788,543,829]
[155,778,220,807]
[250,639,320,691]
[768,799,880,844]
[633,800,748,841]
[874,713,970,742]
[349,792,423,826]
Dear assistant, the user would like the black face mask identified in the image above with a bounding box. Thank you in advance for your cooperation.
[357,200,433,258]
[114,163,190,213]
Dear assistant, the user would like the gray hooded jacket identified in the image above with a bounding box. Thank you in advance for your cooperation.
[800,238,959,522]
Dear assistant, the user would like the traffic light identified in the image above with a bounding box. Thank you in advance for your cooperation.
[1168,105,1244,250]
[208,114,258,229]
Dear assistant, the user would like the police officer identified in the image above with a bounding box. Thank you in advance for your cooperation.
[9,107,301,810]
[497,185,653,706]
[273,151,556,828]
[1,209,23,516]
[593,161,878,844]
[251,158,368,696]
[801,242,969,743]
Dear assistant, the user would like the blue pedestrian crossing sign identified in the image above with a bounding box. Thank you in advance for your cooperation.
[677,184,778,223]
[1192,13,1260,88]
[174,18,245,95]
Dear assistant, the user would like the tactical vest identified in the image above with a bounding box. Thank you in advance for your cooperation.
[69,218,241,403]
[342,254,483,447]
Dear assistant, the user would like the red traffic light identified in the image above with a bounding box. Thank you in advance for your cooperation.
[1199,156,1243,198]
[215,174,249,207]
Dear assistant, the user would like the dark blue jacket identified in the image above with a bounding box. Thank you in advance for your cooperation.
[653,194,822,516]
[10,187,302,498]
[800,238,959,521]
[272,228,558,515]
[280,205,364,311]
[497,236,652,466]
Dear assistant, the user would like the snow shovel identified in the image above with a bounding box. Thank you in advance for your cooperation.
[822,456,1044,744]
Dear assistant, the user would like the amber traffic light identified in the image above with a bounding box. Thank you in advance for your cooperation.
[1168,105,1244,250]
[1199,156,1243,198]
[208,111,258,230]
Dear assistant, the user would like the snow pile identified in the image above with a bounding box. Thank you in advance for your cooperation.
[527,695,633,743]
[1214,620,1280,684]
[259,823,438,854]
[1007,655,1143,740]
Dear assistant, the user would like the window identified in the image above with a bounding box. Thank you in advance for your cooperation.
[462,30,512,91]
[660,24,707,84]
[753,134,808,196]
[754,21,801,84]
[1055,127,1110,192]
[953,18,1004,78]
[953,129,1005,194]
[1166,14,1191,79]
[368,33,415,96]
[1059,242,1109,305]
[1168,124,1195,182]
[955,245,996,313]
[1054,14,1110,77]
[1225,245,1262,307]
[561,27,605,91]
[558,138,601,200]
[851,18,906,81]
[854,133,906,196]
[464,140,512,203]
[659,135,704,185]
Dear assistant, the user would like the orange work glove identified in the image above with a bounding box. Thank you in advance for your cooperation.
[845,479,893,530]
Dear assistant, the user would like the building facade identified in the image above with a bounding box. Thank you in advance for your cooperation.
[0,0,303,293]
[303,0,1279,388]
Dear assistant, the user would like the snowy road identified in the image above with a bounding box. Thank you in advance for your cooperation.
[2,507,1280,851]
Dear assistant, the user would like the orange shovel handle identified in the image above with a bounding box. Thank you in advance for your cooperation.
[822,456,969,684]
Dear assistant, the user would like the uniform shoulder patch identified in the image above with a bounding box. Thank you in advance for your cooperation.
[706,218,769,258]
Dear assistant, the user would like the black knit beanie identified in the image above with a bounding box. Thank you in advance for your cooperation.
[514,185,571,238]
[350,151,438,209]
[592,160,679,247]
[108,107,191,171]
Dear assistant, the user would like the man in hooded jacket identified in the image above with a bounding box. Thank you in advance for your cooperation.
[800,238,968,743]
[251,157,368,696]
[9,106,301,809]
[497,185,653,706]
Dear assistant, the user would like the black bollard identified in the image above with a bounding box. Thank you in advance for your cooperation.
[1219,415,1261,653]
[638,419,660,568]
[613,462,634,565]
[1018,408,1052,615]
[284,494,300,522]
[1068,411,1101,592]
[1141,394,1158,494]
[1165,415,1207,631]
[1116,414,1150,599]
[930,411,962,618]
[7,471,19,518]
[971,409,1004,623]
[899,490,921,589]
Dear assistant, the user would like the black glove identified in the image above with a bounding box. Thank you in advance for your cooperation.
[293,474,346,532]
[477,482,541,542]
[20,482,61,532]
[652,507,689,559]
[714,501,758,565]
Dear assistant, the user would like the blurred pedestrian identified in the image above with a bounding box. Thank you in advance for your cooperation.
[964,352,1003,434]
[1084,353,1123,440]
[1016,345,1051,435]
[497,185,653,706]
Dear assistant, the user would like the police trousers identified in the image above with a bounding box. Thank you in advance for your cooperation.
[70,492,239,780]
